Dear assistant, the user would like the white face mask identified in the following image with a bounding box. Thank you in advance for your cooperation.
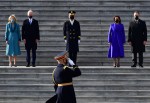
[10,19,15,23]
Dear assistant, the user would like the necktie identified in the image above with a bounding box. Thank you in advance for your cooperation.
[29,19,32,24]
[30,20,32,24]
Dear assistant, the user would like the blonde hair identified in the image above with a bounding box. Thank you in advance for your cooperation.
[8,14,17,22]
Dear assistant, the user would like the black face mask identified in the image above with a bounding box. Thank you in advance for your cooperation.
[135,16,139,20]
[115,19,119,23]
[70,15,74,20]
[29,16,32,18]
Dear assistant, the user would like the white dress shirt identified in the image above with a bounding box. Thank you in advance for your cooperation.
[29,18,33,24]
[70,19,74,25]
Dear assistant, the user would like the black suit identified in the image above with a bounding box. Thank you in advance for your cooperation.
[128,19,147,65]
[63,20,81,64]
[22,18,40,65]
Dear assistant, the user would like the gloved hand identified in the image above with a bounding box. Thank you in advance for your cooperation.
[68,58,75,66]
[65,40,67,43]
[78,40,80,44]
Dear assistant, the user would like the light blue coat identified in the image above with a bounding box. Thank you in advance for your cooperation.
[5,22,21,56]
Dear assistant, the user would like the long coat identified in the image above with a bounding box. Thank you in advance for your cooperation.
[5,23,21,56]
[22,19,40,50]
[63,20,81,52]
[53,64,81,103]
[108,23,125,58]
[128,19,147,53]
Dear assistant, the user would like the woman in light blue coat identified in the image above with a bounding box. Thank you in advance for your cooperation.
[5,15,21,67]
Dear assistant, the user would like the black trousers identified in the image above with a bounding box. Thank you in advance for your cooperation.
[132,52,143,65]
[26,48,36,65]
[56,85,76,103]
[45,85,58,103]
[46,94,57,103]
[69,51,77,64]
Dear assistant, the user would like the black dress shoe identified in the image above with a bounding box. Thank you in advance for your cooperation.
[32,64,36,67]
[131,64,136,67]
[139,64,143,68]
[26,64,30,67]
[117,63,120,67]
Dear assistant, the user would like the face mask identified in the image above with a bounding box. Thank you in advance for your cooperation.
[70,15,74,20]
[29,16,32,18]
[115,19,119,23]
[11,19,15,23]
[135,16,139,20]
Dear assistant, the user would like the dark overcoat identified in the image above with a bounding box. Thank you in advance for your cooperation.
[128,19,147,53]
[22,19,40,50]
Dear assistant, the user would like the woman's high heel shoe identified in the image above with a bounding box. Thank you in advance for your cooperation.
[113,63,116,67]
[9,63,12,67]
[14,64,17,67]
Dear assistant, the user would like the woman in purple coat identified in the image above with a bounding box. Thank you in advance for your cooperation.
[108,16,125,67]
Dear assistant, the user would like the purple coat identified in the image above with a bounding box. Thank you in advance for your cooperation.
[108,23,125,58]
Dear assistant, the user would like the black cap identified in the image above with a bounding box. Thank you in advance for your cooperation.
[54,51,68,60]
[68,10,76,14]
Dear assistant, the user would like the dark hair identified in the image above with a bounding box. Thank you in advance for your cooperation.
[113,16,121,23]
[134,11,140,14]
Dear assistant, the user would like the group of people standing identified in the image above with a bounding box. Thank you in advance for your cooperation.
[63,10,147,68]
[108,11,147,68]
[5,10,40,67]
[47,10,148,103]
[5,10,81,67]
[5,10,147,69]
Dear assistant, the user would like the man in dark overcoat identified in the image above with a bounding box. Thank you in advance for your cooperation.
[128,11,147,67]
[22,10,40,67]
[63,11,81,65]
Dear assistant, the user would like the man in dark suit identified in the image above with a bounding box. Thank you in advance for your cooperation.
[22,10,40,67]
[63,11,81,65]
[128,11,147,67]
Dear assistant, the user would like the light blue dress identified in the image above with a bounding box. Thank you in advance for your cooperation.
[5,22,21,56]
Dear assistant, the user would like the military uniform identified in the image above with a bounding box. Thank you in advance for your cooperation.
[63,11,81,64]
[53,64,81,103]
[46,51,81,103]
